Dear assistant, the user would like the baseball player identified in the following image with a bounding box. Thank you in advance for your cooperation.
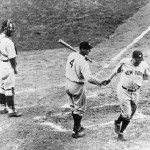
[102,50,150,141]
[65,41,103,138]
[0,19,22,117]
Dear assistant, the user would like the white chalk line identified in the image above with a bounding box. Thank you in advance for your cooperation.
[95,25,150,77]
[103,25,150,69]
[37,121,70,132]
[34,101,149,132]
[35,111,149,132]
[15,89,99,110]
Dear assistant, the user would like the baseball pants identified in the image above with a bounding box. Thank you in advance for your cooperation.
[0,62,15,96]
[65,78,86,116]
[117,84,140,120]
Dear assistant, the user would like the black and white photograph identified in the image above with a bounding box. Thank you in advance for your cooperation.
[0,0,150,149]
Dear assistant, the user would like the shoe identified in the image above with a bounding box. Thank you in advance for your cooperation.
[80,126,85,132]
[72,130,85,138]
[73,125,85,132]
[8,112,22,117]
[118,133,127,141]
[114,120,120,134]
[0,108,8,114]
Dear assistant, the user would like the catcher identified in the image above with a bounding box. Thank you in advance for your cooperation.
[65,41,103,138]
[102,50,150,141]
[0,19,22,117]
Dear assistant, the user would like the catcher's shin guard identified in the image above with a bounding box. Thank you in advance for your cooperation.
[5,96,22,117]
[0,93,6,106]
[0,94,8,114]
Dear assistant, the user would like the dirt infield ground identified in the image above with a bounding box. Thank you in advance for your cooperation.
[1,1,150,150]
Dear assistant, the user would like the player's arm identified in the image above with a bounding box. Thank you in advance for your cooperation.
[7,39,17,74]
[143,64,150,80]
[9,57,17,74]
[108,64,122,80]
[102,62,123,86]
[87,75,103,86]
[81,62,102,86]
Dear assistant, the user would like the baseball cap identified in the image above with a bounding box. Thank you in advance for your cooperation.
[79,41,93,50]
[132,50,144,61]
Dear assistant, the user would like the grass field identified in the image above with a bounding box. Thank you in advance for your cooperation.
[0,0,149,50]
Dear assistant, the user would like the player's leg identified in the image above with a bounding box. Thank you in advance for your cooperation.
[5,88,22,117]
[114,114,123,134]
[4,71,22,117]
[66,79,86,138]
[0,92,8,114]
[114,85,125,135]
[117,98,131,141]
[72,87,86,138]
[0,78,7,114]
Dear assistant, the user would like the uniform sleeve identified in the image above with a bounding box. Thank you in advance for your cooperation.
[6,39,17,59]
[143,62,150,80]
[112,59,124,74]
[80,61,92,80]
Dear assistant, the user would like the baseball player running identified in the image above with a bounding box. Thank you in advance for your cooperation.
[65,41,103,138]
[102,50,150,141]
[0,19,22,117]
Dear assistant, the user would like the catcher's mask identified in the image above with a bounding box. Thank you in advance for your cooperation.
[1,19,15,37]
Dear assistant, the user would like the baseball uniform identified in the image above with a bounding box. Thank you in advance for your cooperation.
[0,19,22,117]
[65,51,92,116]
[0,33,16,96]
[103,50,150,141]
[112,58,150,119]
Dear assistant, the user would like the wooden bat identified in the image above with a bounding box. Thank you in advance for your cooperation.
[58,39,92,62]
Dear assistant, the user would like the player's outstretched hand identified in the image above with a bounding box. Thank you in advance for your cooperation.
[101,79,111,86]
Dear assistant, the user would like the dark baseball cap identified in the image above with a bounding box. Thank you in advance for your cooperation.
[132,50,144,61]
[79,41,93,50]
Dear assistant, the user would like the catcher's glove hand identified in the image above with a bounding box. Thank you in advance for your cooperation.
[102,79,111,86]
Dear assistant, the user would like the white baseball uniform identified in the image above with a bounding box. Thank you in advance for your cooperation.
[112,58,150,119]
[65,52,92,116]
[0,33,17,96]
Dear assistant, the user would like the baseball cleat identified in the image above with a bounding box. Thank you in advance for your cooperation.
[117,133,127,141]
[0,108,8,114]
[8,112,22,117]
[72,130,85,138]
[114,120,120,134]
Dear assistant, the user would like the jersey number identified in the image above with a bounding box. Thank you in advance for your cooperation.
[70,59,75,68]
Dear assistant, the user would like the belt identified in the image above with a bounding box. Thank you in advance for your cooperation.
[66,78,84,85]
[1,60,8,62]
[122,86,139,92]
[73,81,84,85]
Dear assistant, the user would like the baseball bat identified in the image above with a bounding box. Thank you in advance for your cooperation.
[58,39,92,62]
